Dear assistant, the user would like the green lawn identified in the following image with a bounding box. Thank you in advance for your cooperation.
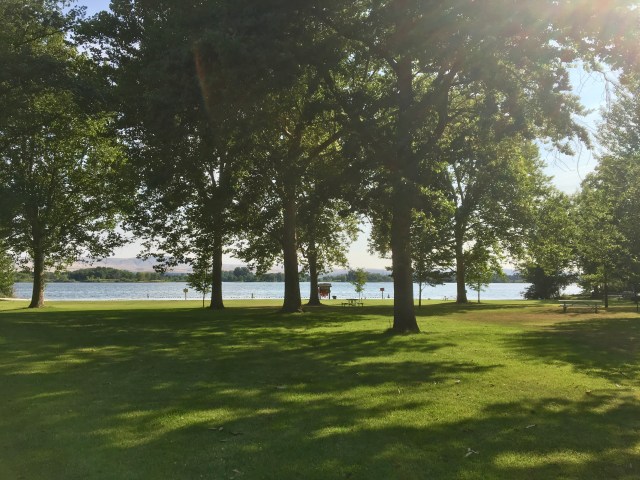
[0,299,638,479]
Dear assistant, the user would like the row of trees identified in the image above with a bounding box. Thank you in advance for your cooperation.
[21,267,177,283]
[1,1,639,332]
[522,76,640,306]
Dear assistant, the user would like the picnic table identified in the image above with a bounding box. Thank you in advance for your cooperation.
[558,300,602,313]
[342,298,364,307]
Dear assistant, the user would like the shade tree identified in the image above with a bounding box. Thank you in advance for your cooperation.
[441,129,548,303]
[569,75,640,303]
[84,0,275,309]
[233,66,351,312]
[314,0,640,331]
[519,190,577,299]
[0,3,125,307]
[575,180,628,307]
[299,197,359,306]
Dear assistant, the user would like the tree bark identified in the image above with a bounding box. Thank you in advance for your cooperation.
[306,243,321,306]
[281,193,302,313]
[29,249,45,308]
[454,226,468,303]
[603,267,609,309]
[209,233,225,310]
[389,55,419,333]
[391,180,419,332]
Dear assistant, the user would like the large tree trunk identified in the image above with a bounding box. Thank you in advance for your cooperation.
[29,249,45,308]
[209,233,224,310]
[454,226,468,303]
[306,243,321,306]
[391,181,419,332]
[281,193,302,313]
[390,55,419,333]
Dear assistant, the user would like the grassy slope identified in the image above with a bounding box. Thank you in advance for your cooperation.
[0,300,638,479]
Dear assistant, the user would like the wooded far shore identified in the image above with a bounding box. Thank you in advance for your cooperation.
[13,266,524,284]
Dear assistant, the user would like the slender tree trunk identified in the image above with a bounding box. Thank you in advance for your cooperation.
[390,55,419,333]
[418,281,422,308]
[603,267,609,309]
[477,283,481,304]
[29,249,45,308]
[455,227,468,303]
[282,193,302,313]
[209,233,224,310]
[306,244,321,306]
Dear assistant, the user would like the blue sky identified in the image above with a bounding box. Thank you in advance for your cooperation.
[79,0,110,15]
[77,1,612,267]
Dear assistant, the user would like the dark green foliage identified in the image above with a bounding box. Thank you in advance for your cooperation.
[317,0,639,330]
[522,266,575,300]
[520,189,577,300]
[576,78,640,301]
[0,1,126,307]
[220,268,289,283]
[14,267,186,283]
[0,245,14,297]
[349,268,367,299]
[443,134,547,303]
[575,170,630,307]
[320,270,391,283]
[464,244,505,303]
[86,0,266,310]
[67,268,171,283]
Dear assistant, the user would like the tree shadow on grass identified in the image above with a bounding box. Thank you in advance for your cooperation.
[506,317,640,383]
[1,306,638,479]
[415,301,536,318]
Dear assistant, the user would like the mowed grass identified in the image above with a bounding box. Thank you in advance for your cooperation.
[0,299,639,479]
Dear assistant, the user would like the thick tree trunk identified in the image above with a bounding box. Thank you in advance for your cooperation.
[391,181,419,332]
[281,193,302,313]
[209,234,224,310]
[306,246,321,306]
[455,228,468,303]
[29,249,45,308]
[389,55,419,333]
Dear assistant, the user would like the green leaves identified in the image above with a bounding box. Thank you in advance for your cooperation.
[0,242,14,297]
[520,190,577,299]
[0,2,126,305]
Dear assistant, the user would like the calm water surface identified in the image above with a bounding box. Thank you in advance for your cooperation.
[12,281,581,301]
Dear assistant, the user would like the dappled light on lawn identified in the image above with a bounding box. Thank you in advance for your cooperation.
[1,301,639,478]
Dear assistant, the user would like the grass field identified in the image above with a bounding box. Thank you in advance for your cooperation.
[0,299,638,479]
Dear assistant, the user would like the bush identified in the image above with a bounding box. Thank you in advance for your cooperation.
[0,246,15,297]
[522,265,574,300]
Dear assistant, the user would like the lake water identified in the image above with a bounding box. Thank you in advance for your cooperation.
[11,281,582,301]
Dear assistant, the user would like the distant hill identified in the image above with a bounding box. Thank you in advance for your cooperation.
[67,257,187,272]
[67,258,393,275]
[68,257,245,274]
